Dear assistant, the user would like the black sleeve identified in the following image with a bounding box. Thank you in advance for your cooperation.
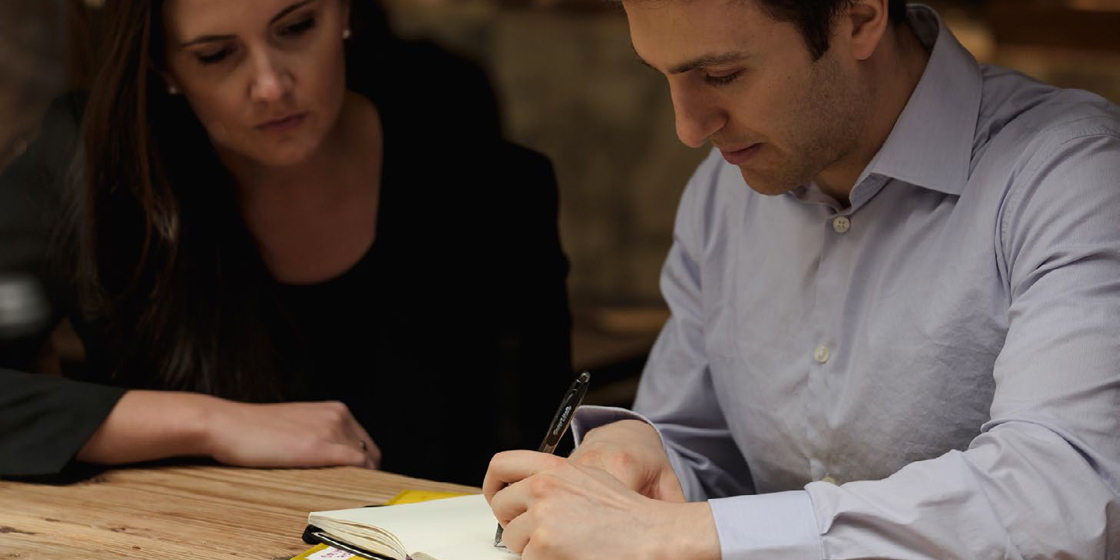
[0,368,125,477]
[0,93,128,477]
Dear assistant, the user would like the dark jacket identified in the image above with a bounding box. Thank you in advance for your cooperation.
[0,39,573,484]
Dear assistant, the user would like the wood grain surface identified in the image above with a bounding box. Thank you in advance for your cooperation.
[0,465,478,559]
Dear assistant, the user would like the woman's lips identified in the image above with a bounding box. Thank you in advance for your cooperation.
[719,143,761,165]
[257,113,306,133]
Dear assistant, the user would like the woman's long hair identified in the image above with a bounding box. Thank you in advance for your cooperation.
[80,0,390,400]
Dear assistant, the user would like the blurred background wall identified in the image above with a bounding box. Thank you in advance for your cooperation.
[381,0,1120,404]
[0,0,70,171]
[2,0,1119,403]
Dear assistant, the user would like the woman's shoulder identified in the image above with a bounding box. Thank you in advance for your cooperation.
[353,38,502,142]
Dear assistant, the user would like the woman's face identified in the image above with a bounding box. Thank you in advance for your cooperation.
[161,0,350,168]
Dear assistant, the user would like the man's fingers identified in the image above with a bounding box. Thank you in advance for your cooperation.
[489,477,535,530]
[496,497,535,554]
[483,450,567,501]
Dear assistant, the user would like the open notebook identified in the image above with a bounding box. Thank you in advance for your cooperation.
[305,494,520,560]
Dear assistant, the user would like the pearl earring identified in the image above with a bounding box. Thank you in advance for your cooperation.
[342,28,351,40]
[168,85,180,95]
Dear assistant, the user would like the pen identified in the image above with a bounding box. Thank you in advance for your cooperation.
[494,370,591,547]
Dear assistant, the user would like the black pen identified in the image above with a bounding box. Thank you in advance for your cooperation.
[494,370,591,547]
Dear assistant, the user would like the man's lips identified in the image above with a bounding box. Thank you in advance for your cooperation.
[718,143,761,165]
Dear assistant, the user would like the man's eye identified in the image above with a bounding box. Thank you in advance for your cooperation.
[280,17,316,36]
[704,71,742,86]
[196,47,233,65]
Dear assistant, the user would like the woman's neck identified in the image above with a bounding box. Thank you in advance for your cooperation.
[231,91,385,285]
[231,91,378,205]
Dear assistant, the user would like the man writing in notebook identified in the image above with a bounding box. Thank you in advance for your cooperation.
[484,0,1120,558]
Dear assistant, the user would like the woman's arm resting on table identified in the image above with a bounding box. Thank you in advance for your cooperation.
[78,390,381,469]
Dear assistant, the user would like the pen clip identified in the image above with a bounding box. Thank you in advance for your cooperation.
[537,372,591,455]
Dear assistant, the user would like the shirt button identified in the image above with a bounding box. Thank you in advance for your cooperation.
[821,475,838,485]
[832,216,851,234]
[814,345,830,364]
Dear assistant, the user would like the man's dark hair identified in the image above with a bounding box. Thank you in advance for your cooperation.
[755,0,908,60]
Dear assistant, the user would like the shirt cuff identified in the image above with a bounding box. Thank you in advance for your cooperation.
[571,405,646,445]
[709,491,823,560]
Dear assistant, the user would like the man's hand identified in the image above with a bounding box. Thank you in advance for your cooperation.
[78,391,380,469]
[568,419,685,501]
[482,450,718,560]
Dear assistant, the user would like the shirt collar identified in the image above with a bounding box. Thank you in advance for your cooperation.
[861,4,982,197]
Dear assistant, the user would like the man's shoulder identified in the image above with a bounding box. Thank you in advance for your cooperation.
[976,66,1120,168]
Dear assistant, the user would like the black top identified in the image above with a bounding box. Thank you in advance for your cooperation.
[0,38,573,484]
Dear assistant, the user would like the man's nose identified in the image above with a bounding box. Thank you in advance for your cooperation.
[671,85,726,149]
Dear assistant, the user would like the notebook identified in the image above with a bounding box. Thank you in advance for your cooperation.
[304,494,520,560]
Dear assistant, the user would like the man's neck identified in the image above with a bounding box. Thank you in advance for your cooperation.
[816,21,931,207]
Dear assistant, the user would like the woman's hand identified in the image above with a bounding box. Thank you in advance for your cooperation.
[201,398,380,469]
[78,390,380,469]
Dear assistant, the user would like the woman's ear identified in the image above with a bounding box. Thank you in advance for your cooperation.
[342,0,352,37]
[160,70,179,94]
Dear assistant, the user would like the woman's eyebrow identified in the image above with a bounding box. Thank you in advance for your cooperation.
[180,0,316,48]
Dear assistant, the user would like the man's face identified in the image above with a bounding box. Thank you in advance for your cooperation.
[162,0,350,168]
[625,0,867,195]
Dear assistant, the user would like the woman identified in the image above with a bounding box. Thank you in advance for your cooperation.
[0,0,572,485]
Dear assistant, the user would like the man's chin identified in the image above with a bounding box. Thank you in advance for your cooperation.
[738,168,794,197]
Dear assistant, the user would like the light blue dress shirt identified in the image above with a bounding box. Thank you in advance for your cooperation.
[573,5,1120,559]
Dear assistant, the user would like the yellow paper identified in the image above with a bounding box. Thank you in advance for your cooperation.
[384,489,467,505]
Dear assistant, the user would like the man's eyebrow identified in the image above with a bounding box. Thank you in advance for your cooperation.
[630,43,751,75]
[180,0,315,48]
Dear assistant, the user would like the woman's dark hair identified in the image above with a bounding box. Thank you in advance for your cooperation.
[80,0,390,400]
[755,0,909,60]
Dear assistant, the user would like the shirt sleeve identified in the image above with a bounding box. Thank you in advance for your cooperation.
[0,368,126,476]
[570,153,754,500]
[571,405,825,559]
[625,153,760,503]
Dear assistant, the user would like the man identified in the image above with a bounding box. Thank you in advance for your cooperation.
[484,0,1120,558]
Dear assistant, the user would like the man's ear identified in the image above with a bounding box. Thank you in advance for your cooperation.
[841,0,889,61]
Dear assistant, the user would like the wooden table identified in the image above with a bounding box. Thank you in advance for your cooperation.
[0,465,478,559]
